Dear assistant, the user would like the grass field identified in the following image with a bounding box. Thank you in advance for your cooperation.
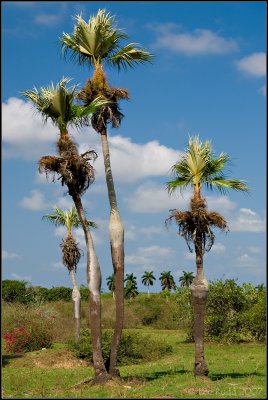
[2,329,266,399]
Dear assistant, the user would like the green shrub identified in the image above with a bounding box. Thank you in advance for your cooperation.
[72,328,173,365]
[45,287,72,302]
[2,280,30,303]
[3,317,54,354]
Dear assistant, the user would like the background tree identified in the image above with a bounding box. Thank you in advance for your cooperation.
[179,271,194,288]
[166,135,248,376]
[60,9,153,377]
[141,271,156,297]
[42,206,97,341]
[22,79,110,382]
[106,273,115,299]
[124,273,139,299]
[159,271,176,292]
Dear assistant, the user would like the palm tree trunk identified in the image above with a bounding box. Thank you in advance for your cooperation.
[100,128,124,377]
[72,194,109,381]
[190,236,209,376]
[70,269,81,342]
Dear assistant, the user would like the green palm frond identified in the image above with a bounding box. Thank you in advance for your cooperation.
[110,43,153,70]
[60,9,153,69]
[42,206,97,231]
[167,135,249,196]
[22,78,107,131]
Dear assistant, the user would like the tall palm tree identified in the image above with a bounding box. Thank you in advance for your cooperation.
[42,206,97,341]
[141,271,156,297]
[106,273,115,299]
[124,273,139,300]
[60,9,153,377]
[22,79,110,382]
[179,271,194,288]
[159,271,176,292]
[166,135,249,376]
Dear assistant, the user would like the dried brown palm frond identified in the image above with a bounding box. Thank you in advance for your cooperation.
[60,236,82,272]
[77,70,129,132]
[166,205,228,254]
[38,149,97,197]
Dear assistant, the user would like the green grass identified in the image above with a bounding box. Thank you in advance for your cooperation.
[2,330,266,399]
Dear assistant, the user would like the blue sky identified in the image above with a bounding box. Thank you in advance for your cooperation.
[2,1,266,292]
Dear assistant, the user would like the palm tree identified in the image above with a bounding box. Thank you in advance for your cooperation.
[179,271,194,288]
[60,9,153,377]
[42,206,97,341]
[22,79,110,382]
[159,271,176,292]
[166,135,249,376]
[124,273,139,300]
[106,273,115,299]
[141,271,156,297]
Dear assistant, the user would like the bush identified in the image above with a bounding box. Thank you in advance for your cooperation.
[72,328,173,365]
[2,280,30,303]
[45,287,72,302]
[205,279,266,343]
[3,318,54,354]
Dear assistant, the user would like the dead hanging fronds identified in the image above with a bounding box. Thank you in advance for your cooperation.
[60,236,82,272]
[77,74,129,132]
[166,204,228,254]
[38,148,97,197]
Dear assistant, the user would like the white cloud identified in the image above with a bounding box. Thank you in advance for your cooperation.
[125,223,162,241]
[80,135,181,183]
[51,261,64,270]
[11,273,32,281]
[230,208,266,232]
[126,245,175,268]
[258,85,266,96]
[2,98,57,159]
[206,195,236,211]
[3,97,181,183]
[236,52,266,77]
[152,25,238,55]
[34,14,60,26]
[210,242,226,253]
[236,253,257,267]
[126,181,190,213]
[248,246,262,254]
[2,250,20,259]
[19,189,49,211]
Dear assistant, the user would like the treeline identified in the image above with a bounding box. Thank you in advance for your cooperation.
[2,279,266,343]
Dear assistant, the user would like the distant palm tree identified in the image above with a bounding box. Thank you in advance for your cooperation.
[106,273,115,299]
[42,206,96,341]
[179,271,194,288]
[159,271,176,292]
[141,271,156,297]
[60,10,153,377]
[124,273,139,299]
[22,78,109,381]
[166,135,248,376]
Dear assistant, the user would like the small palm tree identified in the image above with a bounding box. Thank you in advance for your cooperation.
[124,273,139,300]
[166,135,249,376]
[22,78,109,381]
[141,271,156,297]
[60,10,153,376]
[179,271,194,288]
[159,271,176,292]
[106,273,115,299]
[42,206,97,341]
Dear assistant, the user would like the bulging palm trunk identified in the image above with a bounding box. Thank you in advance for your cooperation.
[70,269,81,342]
[101,129,124,377]
[190,236,209,376]
[73,194,109,381]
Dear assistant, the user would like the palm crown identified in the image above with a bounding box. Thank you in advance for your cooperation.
[61,9,153,70]
[22,77,107,131]
[167,136,249,198]
[42,206,97,234]
[141,271,156,287]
